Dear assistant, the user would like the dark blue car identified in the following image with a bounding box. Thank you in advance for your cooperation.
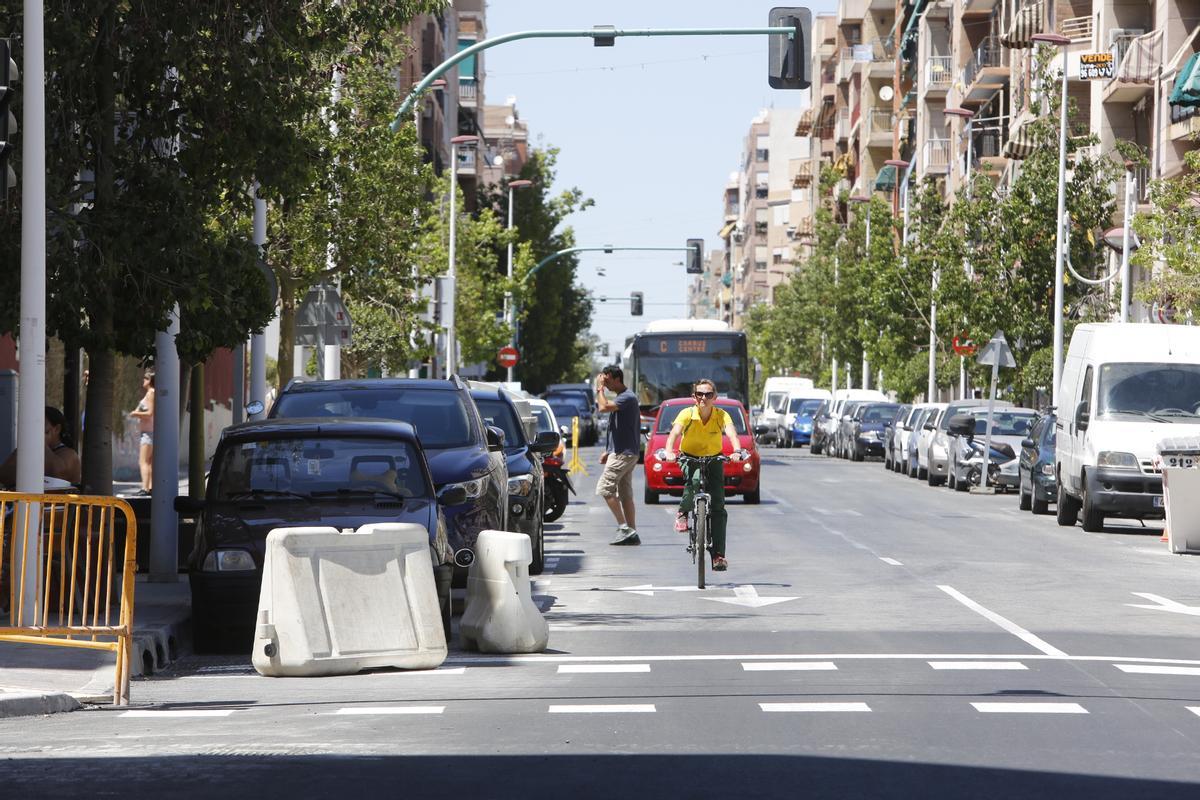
[1019,409,1057,514]
[787,398,825,447]
[270,378,508,571]
[849,402,900,461]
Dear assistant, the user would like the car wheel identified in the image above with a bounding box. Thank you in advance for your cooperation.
[1056,480,1081,526]
[948,470,956,490]
[529,523,545,575]
[954,471,969,492]
[1080,475,1105,532]
[1031,490,1050,515]
[644,486,660,504]
[811,440,822,455]
[743,487,761,504]
[1018,477,1032,510]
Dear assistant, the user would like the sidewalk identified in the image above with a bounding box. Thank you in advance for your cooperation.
[0,577,190,718]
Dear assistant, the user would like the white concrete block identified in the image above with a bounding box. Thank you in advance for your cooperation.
[252,524,446,677]
[459,529,548,654]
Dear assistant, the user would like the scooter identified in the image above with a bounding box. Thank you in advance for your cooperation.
[542,454,574,522]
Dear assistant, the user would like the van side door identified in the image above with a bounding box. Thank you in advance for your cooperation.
[1066,366,1093,492]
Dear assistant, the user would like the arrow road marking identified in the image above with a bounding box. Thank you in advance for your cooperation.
[703,584,798,608]
[617,584,704,596]
[1126,592,1200,616]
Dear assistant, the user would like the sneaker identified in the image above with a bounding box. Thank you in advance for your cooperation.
[711,555,728,571]
[610,528,640,546]
[674,513,688,533]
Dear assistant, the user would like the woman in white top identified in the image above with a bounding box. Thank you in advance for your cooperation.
[128,371,155,495]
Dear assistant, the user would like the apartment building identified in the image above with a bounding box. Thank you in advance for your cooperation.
[398,10,453,176]
[479,100,530,186]
[687,251,728,320]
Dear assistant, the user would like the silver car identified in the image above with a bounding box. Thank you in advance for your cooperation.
[915,404,949,480]
[947,407,1039,492]
[926,399,1012,486]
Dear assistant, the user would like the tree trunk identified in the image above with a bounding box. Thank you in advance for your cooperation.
[81,345,114,495]
[277,276,296,390]
[189,362,205,499]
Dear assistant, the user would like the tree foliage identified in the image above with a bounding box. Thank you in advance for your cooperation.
[1132,148,1200,321]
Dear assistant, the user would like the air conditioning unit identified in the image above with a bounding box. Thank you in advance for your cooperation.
[785,225,797,240]
[1108,28,1144,47]
[732,227,745,244]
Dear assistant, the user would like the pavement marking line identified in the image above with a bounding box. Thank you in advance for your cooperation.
[333,707,445,716]
[937,585,1069,658]
[558,664,651,674]
[971,702,1088,714]
[811,507,832,515]
[1188,707,1200,718]
[844,510,863,517]
[760,703,871,713]
[391,667,466,676]
[742,662,837,672]
[880,557,903,566]
[548,704,656,714]
[929,661,1028,671]
[447,653,1200,667]
[120,710,237,718]
[1115,664,1200,676]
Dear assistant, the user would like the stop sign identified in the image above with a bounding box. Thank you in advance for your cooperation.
[497,346,519,368]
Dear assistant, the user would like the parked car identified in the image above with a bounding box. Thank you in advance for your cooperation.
[946,407,1038,492]
[810,399,833,455]
[883,404,913,471]
[643,398,761,504]
[788,397,828,448]
[469,384,560,574]
[914,404,949,479]
[270,377,508,573]
[544,391,598,446]
[836,400,870,459]
[181,418,457,652]
[1056,322,1200,531]
[779,391,830,447]
[759,377,816,445]
[925,399,1010,486]
[903,406,934,477]
[830,390,888,458]
[1019,409,1058,514]
[848,402,901,461]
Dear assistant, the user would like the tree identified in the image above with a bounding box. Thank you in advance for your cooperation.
[1132,149,1200,321]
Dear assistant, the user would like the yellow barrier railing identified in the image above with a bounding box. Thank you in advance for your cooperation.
[0,492,137,705]
[567,416,588,477]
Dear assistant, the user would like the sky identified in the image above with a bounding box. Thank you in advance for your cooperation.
[484,0,836,362]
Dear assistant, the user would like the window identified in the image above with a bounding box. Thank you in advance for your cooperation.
[474,398,526,447]
[456,39,477,80]
[755,247,768,270]
[755,135,769,162]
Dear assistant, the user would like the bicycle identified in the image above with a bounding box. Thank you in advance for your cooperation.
[670,452,732,589]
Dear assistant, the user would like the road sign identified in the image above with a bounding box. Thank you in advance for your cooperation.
[975,330,1016,369]
[952,333,977,357]
[497,346,519,368]
[295,284,352,347]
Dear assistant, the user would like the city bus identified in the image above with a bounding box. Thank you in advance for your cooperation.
[622,320,750,428]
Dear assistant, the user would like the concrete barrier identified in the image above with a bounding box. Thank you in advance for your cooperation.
[460,529,548,654]
[252,524,446,677]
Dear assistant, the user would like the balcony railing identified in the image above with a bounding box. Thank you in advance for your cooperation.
[1111,30,1161,84]
[458,80,477,103]
[1059,15,1092,43]
[792,162,814,188]
[925,56,952,89]
[868,108,895,136]
[835,107,850,141]
[924,138,950,172]
[963,36,1008,91]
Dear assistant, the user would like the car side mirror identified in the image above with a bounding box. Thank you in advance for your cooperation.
[245,400,265,417]
[437,486,468,506]
[531,430,559,454]
[640,422,651,435]
[486,425,505,450]
[174,496,204,514]
[559,424,570,436]
[1075,401,1089,431]
[753,423,769,435]
[947,414,975,438]
[1021,437,1035,449]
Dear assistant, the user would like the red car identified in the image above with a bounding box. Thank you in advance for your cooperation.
[643,397,761,505]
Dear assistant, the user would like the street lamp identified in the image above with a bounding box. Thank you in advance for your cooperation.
[1031,32,1071,409]
[944,107,974,197]
[849,195,873,391]
[504,178,534,382]
[446,134,480,379]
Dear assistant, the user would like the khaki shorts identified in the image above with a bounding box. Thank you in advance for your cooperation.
[596,452,638,499]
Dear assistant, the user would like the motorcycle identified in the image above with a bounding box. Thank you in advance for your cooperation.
[542,454,575,522]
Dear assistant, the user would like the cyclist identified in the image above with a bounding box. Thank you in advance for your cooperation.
[661,378,746,572]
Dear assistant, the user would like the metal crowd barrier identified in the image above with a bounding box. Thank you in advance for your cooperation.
[0,492,137,705]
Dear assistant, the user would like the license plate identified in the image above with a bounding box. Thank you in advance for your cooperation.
[1153,495,1165,508]
[1165,455,1197,468]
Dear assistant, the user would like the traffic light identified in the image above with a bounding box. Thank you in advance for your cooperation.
[686,238,704,274]
[0,38,17,199]
[630,291,644,316]
[768,7,812,90]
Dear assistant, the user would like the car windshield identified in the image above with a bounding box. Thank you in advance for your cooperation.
[862,404,900,423]
[273,388,475,449]
[546,394,589,414]
[789,398,823,415]
[475,398,525,447]
[213,437,429,501]
[766,392,787,412]
[531,407,555,433]
[550,404,582,422]
[967,411,1037,436]
[1097,363,1200,419]
[655,404,748,434]
[1044,418,1057,446]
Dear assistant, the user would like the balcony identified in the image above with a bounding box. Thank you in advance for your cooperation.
[792,162,814,188]
[456,147,477,175]
[1115,164,1151,211]
[924,56,952,95]
[962,37,1009,104]
[867,108,895,148]
[1059,15,1093,44]
[924,138,950,173]
[458,79,478,106]
[835,107,851,142]
[867,38,895,78]
[1170,104,1200,141]
[836,47,855,84]
[795,109,814,137]
[1104,30,1161,103]
[963,0,998,12]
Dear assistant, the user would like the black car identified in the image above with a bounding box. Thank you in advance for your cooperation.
[543,385,598,445]
[810,399,832,455]
[1019,409,1057,515]
[849,403,901,461]
[181,418,458,652]
[469,384,559,574]
[270,378,508,572]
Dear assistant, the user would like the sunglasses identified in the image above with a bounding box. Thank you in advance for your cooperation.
[693,391,715,399]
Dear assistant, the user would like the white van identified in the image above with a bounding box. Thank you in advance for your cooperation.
[776,388,833,447]
[1057,323,1200,531]
[759,376,815,443]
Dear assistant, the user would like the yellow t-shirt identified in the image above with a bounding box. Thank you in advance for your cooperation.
[675,406,732,457]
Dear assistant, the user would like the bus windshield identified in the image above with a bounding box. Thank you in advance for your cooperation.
[629,332,749,411]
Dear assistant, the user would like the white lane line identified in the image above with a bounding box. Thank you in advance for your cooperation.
[393,667,466,676]
[760,702,871,713]
[844,510,863,517]
[120,710,236,718]
[972,702,1088,714]
[448,653,1200,667]
[879,557,903,566]
[938,585,1068,658]
[742,662,837,672]
[1115,664,1200,676]
[549,704,655,714]
[811,507,832,515]
[333,706,444,716]
[1188,707,1200,718]
[929,661,1028,671]
[558,664,651,674]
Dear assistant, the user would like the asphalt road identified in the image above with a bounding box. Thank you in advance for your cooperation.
[4,447,1200,799]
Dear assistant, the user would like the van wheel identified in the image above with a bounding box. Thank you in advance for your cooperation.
[1056,481,1080,526]
[1018,480,1032,510]
[1080,476,1105,532]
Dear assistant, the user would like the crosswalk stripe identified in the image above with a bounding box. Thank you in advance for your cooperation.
[558,664,650,674]
[549,704,655,714]
[929,661,1027,671]
[971,702,1087,714]
[333,706,444,716]
[1115,664,1200,676]
[742,662,837,672]
[760,702,871,713]
[120,710,236,718]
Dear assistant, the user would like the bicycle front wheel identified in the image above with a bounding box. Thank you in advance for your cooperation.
[694,496,708,590]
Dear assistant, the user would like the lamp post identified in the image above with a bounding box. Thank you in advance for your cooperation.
[504,178,533,382]
[446,134,480,379]
[849,195,871,390]
[944,107,974,398]
[1118,159,1135,323]
[1031,32,1071,409]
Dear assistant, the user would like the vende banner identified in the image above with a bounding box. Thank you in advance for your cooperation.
[1079,52,1114,80]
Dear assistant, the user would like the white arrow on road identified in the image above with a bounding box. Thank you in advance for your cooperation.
[703,585,798,608]
[617,584,705,596]
[1126,592,1200,616]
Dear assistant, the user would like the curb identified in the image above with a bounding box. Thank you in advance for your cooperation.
[0,690,82,719]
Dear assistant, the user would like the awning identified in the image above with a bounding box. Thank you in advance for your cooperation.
[873,165,897,192]
[1002,121,1038,159]
[1169,51,1200,107]
[717,221,736,239]
[1001,1,1044,49]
